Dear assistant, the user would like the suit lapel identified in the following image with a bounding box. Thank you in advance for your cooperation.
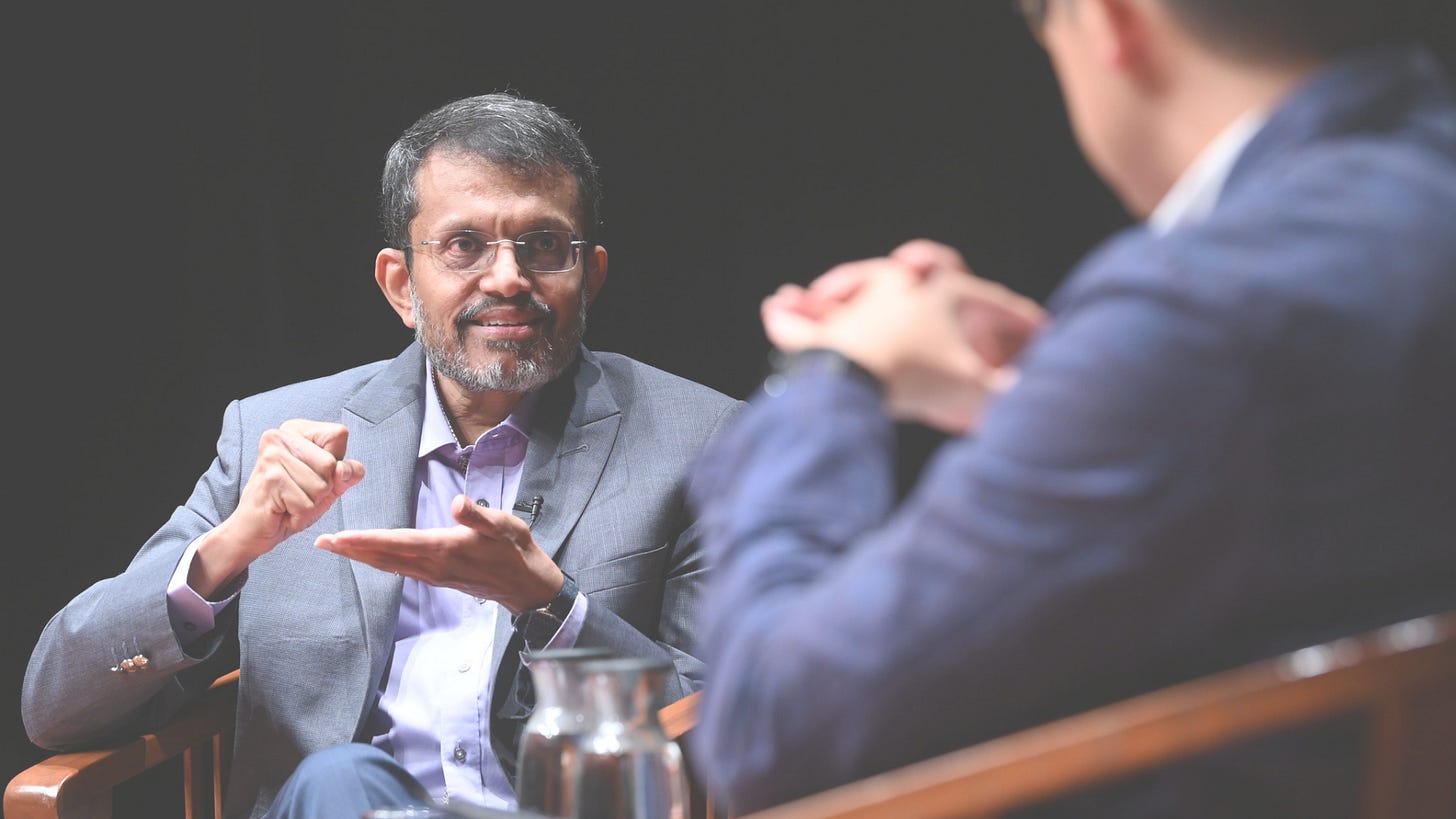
[490,349,622,677]
[337,345,424,708]
[514,348,623,563]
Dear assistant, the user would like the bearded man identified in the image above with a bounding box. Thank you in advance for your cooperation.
[23,92,740,819]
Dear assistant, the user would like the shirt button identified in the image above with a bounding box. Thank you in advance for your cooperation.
[458,662,470,673]
[453,744,467,763]
[475,498,490,507]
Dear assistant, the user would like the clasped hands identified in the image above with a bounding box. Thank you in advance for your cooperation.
[763,239,1046,434]
[192,419,562,615]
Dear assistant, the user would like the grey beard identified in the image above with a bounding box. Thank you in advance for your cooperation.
[413,288,588,394]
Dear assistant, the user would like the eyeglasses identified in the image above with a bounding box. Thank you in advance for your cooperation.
[413,229,585,275]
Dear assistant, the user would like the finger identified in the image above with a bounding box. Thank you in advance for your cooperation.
[946,280,1046,366]
[265,426,346,485]
[330,459,365,497]
[253,429,334,512]
[959,304,1039,366]
[890,239,970,278]
[315,536,414,576]
[266,474,327,520]
[319,526,440,551]
[924,263,1045,326]
[451,494,524,533]
[451,495,534,547]
[760,285,810,319]
[762,297,827,352]
[805,259,879,303]
[767,282,808,305]
[272,446,336,506]
[315,528,435,576]
[280,418,350,460]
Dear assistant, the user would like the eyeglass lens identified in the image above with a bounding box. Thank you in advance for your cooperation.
[424,230,579,273]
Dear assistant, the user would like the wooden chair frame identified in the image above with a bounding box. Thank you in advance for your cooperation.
[733,611,1456,819]
[6,671,702,819]
[7,669,239,819]
[9,611,1455,819]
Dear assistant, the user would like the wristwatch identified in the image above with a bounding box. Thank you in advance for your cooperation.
[512,571,579,650]
[765,347,883,394]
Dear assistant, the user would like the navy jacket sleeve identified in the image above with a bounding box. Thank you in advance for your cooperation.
[685,248,1269,812]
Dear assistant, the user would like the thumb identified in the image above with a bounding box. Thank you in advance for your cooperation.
[452,495,533,545]
[330,459,366,497]
[450,494,517,534]
[451,494,491,527]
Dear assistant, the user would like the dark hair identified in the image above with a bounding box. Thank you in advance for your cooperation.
[379,92,603,254]
[1161,0,1428,61]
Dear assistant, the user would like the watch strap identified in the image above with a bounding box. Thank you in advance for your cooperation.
[512,571,579,650]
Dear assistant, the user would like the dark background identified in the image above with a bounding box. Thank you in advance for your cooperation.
[7,1,1455,811]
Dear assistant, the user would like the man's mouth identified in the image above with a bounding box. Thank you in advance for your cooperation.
[459,299,553,340]
[469,316,539,337]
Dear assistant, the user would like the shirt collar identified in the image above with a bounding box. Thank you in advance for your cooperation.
[1148,106,1271,235]
[419,363,537,457]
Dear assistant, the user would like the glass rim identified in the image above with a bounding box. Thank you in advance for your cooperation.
[524,646,615,663]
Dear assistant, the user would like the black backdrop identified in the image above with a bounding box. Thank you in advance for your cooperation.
[8,1,1455,807]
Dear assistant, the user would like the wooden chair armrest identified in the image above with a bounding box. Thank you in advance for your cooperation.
[732,614,1456,819]
[6,676,690,819]
[660,690,700,741]
[6,669,240,819]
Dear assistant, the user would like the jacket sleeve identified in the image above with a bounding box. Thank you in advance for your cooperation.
[22,400,248,750]
[685,271,1257,814]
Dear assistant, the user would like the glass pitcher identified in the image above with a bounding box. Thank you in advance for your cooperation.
[517,647,615,817]
[571,656,687,819]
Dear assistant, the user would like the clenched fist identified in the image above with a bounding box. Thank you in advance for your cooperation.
[190,419,365,598]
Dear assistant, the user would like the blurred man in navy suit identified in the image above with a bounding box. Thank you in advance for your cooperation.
[688,0,1456,816]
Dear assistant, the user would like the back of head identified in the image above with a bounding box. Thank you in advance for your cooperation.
[379,92,602,251]
[1161,0,1430,63]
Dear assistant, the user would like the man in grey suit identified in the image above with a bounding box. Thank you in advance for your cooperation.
[22,92,739,818]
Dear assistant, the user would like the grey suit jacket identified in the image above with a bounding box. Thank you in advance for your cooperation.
[22,342,741,819]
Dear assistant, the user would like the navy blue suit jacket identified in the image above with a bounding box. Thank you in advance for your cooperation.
[688,45,1456,817]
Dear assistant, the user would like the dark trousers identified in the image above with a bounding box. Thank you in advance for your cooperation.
[264,743,434,819]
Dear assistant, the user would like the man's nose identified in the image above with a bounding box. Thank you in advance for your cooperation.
[476,241,530,297]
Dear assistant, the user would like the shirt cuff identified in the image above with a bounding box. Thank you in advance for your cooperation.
[540,592,588,650]
[763,347,884,397]
[165,538,243,644]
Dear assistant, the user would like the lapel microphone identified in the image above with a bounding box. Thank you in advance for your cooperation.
[513,495,545,526]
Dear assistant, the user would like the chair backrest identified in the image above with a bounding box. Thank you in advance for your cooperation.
[728,610,1456,819]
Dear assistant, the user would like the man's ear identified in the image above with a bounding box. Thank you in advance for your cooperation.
[584,245,608,307]
[377,248,417,328]
[1096,0,1157,77]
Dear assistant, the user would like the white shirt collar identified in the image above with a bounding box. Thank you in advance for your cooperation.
[1147,107,1270,235]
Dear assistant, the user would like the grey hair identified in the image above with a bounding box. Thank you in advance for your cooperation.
[379,92,603,254]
